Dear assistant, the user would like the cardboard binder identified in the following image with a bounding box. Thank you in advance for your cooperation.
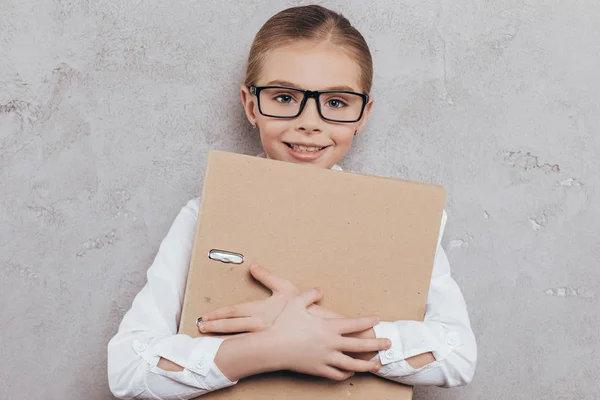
[179,150,446,399]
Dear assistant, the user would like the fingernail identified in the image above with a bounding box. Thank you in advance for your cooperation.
[386,339,392,348]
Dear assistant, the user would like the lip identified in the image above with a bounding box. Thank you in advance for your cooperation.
[284,142,331,161]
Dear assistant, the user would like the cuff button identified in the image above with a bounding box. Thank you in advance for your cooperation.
[384,349,395,360]
[446,333,459,346]
[133,341,148,353]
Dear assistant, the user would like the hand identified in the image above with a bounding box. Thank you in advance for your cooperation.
[262,287,390,380]
[199,263,375,339]
[307,304,379,361]
[199,262,298,334]
[200,263,381,362]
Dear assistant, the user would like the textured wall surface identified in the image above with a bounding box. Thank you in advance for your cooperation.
[1,0,599,399]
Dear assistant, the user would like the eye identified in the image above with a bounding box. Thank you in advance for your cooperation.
[327,98,347,108]
[274,94,296,104]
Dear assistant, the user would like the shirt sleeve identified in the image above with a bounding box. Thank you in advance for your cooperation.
[107,198,237,400]
[371,211,478,387]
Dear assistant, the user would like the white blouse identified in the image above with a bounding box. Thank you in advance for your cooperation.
[107,162,477,399]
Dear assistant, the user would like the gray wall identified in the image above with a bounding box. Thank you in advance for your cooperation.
[1,1,598,399]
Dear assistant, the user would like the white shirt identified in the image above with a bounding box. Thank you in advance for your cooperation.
[107,161,477,399]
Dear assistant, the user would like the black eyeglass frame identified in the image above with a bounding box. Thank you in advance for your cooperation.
[249,85,369,123]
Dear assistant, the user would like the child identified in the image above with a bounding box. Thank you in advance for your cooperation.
[107,5,477,399]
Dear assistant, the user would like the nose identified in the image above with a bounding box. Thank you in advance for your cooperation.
[295,97,322,134]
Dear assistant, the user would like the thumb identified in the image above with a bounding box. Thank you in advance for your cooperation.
[249,262,296,294]
[298,287,324,307]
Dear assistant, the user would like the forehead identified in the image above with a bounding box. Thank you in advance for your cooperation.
[258,41,363,92]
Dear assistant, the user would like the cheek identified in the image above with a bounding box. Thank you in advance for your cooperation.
[260,120,291,140]
[330,128,355,148]
[258,124,284,145]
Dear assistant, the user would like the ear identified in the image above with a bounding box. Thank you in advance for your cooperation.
[356,95,374,132]
[240,85,258,126]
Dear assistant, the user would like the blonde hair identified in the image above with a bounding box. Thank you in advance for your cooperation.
[244,5,373,94]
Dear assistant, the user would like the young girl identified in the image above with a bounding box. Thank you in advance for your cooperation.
[108,5,477,399]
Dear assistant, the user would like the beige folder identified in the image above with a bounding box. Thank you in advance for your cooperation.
[179,150,446,399]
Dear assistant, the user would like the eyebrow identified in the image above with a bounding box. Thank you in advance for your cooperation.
[264,80,358,92]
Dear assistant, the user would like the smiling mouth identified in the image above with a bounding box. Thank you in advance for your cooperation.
[284,142,331,152]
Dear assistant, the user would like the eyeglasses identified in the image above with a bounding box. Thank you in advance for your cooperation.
[249,85,369,123]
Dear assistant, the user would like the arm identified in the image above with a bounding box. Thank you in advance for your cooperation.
[307,212,476,385]
[308,308,435,369]
[200,263,460,382]
[369,243,478,387]
[107,198,236,399]
[107,199,388,399]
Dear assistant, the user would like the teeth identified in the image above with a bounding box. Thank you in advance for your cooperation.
[291,144,323,152]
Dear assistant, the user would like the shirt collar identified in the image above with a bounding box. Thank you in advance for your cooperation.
[257,153,343,171]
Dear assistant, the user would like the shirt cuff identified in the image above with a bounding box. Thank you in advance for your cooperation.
[185,336,237,390]
[373,321,458,365]
[135,334,237,390]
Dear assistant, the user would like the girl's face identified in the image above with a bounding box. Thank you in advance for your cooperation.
[241,41,373,169]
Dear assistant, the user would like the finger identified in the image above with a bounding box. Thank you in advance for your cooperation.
[249,263,296,294]
[203,304,250,321]
[318,366,355,381]
[198,317,265,333]
[327,315,380,334]
[337,337,391,353]
[307,304,344,319]
[297,287,324,307]
[330,354,381,373]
